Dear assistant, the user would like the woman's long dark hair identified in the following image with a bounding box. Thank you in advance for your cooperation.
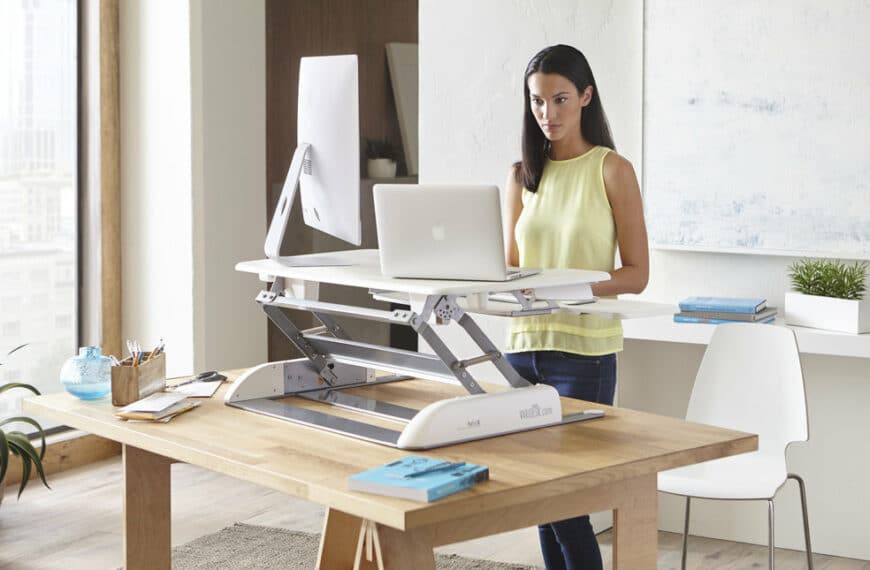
[515,45,615,192]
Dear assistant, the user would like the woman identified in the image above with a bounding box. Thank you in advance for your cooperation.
[503,45,649,570]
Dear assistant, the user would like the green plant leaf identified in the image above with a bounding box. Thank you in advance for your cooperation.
[6,343,29,358]
[0,382,41,396]
[0,416,47,460]
[6,432,50,495]
[0,429,9,484]
[363,137,398,160]
[0,343,29,366]
[17,454,32,498]
[789,258,868,300]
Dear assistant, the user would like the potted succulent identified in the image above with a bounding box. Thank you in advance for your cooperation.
[364,138,398,179]
[1,344,49,505]
[785,259,869,333]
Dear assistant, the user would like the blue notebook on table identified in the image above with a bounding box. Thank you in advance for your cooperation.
[348,456,489,502]
[678,296,766,314]
[673,314,776,325]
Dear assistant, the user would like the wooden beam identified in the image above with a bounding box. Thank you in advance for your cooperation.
[100,0,122,359]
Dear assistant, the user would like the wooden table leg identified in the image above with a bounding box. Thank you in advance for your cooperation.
[318,508,365,569]
[612,473,658,569]
[318,508,435,570]
[123,444,171,570]
[375,524,435,570]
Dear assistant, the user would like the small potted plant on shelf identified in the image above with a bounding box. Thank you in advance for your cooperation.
[364,138,398,179]
[0,344,50,507]
[785,258,869,333]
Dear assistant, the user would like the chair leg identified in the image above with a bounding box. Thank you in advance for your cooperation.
[681,496,691,570]
[788,473,814,569]
[768,499,775,570]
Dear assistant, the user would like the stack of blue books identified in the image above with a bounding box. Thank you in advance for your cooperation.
[348,456,489,502]
[674,297,777,324]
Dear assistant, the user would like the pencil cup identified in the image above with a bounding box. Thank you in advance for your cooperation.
[111,352,166,406]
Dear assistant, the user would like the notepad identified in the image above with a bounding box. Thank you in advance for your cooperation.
[119,392,187,413]
[171,381,221,398]
[116,400,200,421]
[678,296,766,314]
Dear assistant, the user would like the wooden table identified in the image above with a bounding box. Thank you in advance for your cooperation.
[26,372,756,569]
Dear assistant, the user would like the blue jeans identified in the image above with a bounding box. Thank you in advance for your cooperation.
[505,351,617,570]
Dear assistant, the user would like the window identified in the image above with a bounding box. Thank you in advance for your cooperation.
[0,0,79,429]
[55,314,72,329]
[2,322,22,338]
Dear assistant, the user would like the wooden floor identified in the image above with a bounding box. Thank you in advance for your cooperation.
[1,457,867,569]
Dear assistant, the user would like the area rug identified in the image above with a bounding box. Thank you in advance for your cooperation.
[170,523,540,569]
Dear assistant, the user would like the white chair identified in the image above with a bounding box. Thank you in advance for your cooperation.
[658,323,813,569]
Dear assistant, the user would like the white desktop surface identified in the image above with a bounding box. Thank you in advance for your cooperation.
[623,314,870,359]
[236,249,610,296]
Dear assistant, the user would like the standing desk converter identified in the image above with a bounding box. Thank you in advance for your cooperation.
[231,248,644,449]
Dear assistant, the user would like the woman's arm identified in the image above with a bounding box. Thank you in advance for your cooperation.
[593,152,649,296]
[504,165,524,267]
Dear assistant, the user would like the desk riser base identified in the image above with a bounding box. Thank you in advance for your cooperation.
[232,289,603,448]
[228,394,605,449]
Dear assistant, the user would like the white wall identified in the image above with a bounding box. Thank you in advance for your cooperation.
[420,0,642,189]
[120,0,267,378]
[190,0,268,372]
[420,0,870,560]
[120,0,195,376]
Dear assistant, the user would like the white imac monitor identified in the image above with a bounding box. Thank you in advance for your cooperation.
[264,54,361,266]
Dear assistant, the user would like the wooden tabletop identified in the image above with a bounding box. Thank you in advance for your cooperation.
[25,371,756,531]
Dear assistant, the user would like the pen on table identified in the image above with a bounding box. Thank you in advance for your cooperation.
[404,461,466,478]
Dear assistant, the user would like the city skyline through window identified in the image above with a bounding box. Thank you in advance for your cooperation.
[1,0,79,431]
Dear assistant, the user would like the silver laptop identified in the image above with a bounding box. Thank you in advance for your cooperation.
[373,184,540,281]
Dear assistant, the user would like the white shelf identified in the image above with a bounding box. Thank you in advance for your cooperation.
[623,314,870,359]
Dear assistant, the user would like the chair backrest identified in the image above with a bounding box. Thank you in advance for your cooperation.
[686,323,808,459]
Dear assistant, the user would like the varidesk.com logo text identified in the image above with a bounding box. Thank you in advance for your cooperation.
[519,403,553,420]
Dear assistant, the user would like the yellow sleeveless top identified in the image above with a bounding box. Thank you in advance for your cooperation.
[506,145,623,356]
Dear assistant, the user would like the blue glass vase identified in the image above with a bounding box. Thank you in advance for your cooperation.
[60,346,112,400]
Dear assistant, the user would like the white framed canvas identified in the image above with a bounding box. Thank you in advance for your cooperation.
[643,1,870,259]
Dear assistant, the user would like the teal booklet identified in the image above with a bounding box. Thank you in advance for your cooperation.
[348,456,489,502]
[673,314,775,325]
[678,296,767,314]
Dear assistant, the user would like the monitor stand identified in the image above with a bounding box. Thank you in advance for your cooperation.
[263,143,357,267]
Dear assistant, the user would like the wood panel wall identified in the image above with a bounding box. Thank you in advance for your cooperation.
[266,0,418,360]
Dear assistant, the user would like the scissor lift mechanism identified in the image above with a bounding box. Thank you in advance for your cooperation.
[225,276,605,449]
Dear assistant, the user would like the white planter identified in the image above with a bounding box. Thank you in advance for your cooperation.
[784,292,870,333]
[367,158,397,179]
